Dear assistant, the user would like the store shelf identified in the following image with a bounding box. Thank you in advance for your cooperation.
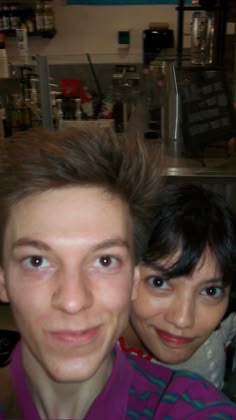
[3,29,56,38]
[0,1,56,39]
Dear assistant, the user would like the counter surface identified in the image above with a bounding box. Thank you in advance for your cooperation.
[162,140,236,182]
[160,139,236,210]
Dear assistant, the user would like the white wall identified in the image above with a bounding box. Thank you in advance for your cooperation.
[7,0,192,63]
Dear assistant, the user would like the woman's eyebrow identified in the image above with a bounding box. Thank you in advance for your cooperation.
[198,277,224,286]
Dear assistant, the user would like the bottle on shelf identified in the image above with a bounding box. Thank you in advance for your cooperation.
[18,75,41,128]
[24,8,36,34]
[0,32,9,78]
[15,26,29,64]
[43,0,56,36]
[29,77,41,127]
[0,104,8,140]
[30,100,41,128]
[0,98,5,142]
[0,97,12,139]
[9,4,20,30]
[35,0,44,32]
[191,9,215,65]
[2,5,10,32]
[51,91,60,129]
[22,97,32,130]
[75,98,82,121]
[113,94,124,133]
[0,7,3,32]
[56,98,63,128]
[30,77,39,104]
[10,94,22,132]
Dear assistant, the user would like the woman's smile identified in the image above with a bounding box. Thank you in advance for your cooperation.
[154,328,194,347]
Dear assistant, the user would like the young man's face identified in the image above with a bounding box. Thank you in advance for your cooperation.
[0,186,139,383]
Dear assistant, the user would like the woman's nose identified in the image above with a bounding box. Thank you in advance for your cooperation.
[165,296,195,330]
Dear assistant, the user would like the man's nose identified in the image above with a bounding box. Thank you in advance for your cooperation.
[52,268,93,314]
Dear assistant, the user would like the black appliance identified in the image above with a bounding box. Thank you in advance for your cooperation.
[143,29,174,65]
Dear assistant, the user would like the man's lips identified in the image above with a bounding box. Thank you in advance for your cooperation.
[155,329,194,346]
[47,327,100,345]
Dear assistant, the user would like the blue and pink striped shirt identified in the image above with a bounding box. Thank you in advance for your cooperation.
[1,342,236,419]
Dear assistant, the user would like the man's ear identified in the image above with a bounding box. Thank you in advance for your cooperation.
[0,268,9,303]
[131,266,141,301]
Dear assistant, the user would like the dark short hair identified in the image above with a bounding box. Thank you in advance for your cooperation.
[143,183,236,289]
[0,127,162,262]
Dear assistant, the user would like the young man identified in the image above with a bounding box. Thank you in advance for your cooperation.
[0,127,235,419]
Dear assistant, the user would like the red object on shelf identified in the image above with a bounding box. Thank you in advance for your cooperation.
[61,78,81,97]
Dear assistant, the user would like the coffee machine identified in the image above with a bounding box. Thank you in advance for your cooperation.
[143,29,174,65]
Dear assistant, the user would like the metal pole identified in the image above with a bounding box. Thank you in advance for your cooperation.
[36,55,53,130]
[177,0,185,67]
[215,0,228,67]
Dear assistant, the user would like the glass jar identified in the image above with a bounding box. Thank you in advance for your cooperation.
[191,10,215,65]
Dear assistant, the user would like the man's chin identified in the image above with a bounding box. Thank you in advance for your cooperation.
[45,362,100,383]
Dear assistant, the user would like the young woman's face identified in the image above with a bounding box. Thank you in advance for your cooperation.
[131,249,230,364]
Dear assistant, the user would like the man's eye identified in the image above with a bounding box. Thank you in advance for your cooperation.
[22,256,50,269]
[94,256,119,269]
[201,286,225,298]
[145,276,169,289]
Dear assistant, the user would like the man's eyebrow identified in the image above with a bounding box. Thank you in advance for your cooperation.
[11,238,51,253]
[10,237,131,253]
[91,238,131,252]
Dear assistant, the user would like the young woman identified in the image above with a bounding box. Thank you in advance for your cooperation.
[121,183,236,390]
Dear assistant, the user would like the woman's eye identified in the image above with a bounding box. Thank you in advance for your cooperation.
[145,275,169,289]
[22,256,50,269]
[94,255,119,269]
[201,286,225,298]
